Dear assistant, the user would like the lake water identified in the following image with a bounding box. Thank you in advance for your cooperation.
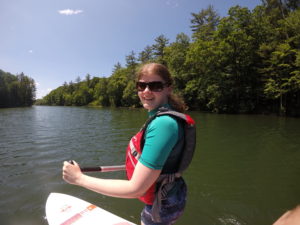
[0,106,300,225]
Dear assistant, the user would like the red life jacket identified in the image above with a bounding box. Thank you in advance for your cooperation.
[125,108,196,205]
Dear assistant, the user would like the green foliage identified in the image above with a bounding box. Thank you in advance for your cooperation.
[152,35,169,65]
[93,77,109,106]
[0,70,36,107]
[138,46,154,64]
[190,5,220,41]
[164,33,190,78]
[122,81,140,107]
[34,3,300,116]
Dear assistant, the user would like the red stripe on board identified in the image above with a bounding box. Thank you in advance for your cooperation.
[60,204,96,225]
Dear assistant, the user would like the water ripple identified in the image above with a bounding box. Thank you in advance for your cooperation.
[1,107,300,225]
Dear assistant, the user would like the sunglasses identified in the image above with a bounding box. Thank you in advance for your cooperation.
[136,81,169,92]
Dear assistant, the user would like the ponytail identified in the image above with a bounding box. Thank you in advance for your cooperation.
[168,93,187,113]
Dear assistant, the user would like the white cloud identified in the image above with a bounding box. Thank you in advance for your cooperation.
[58,9,83,15]
[35,82,40,86]
[166,0,179,8]
[28,50,33,53]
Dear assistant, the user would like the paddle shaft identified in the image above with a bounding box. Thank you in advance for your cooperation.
[69,160,125,172]
[81,165,126,172]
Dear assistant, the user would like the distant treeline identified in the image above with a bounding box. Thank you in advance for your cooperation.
[0,70,36,108]
[37,1,300,116]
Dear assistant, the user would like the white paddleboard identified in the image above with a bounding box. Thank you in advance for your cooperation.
[45,193,136,225]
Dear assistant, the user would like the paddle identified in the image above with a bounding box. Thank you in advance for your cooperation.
[69,160,125,172]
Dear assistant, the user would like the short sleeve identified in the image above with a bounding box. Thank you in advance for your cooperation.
[139,115,179,170]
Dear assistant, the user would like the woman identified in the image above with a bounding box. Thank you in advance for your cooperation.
[63,63,190,225]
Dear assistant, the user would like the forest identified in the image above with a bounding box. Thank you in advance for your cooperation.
[35,1,300,116]
[0,70,36,108]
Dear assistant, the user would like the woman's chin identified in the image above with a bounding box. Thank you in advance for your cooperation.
[143,103,155,111]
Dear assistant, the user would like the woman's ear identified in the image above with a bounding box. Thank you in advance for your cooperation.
[166,86,172,95]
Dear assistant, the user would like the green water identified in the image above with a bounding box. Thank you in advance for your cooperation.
[0,106,299,225]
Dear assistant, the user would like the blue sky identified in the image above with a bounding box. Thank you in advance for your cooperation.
[0,0,261,99]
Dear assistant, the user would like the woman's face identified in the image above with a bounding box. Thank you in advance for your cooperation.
[137,74,171,111]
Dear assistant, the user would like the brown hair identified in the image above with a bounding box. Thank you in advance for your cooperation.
[136,63,187,113]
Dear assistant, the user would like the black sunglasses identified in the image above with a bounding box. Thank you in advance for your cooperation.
[136,81,169,92]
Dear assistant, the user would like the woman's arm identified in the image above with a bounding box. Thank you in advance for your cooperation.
[62,160,161,198]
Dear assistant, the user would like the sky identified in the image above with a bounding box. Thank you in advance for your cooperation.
[0,0,261,99]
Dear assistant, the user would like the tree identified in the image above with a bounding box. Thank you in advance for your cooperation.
[36,1,300,116]
[94,77,109,106]
[190,5,220,41]
[164,33,190,90]
[262,43,296,115]
[0,70,36,107]
[211,6,265,113]
[152,35,169,65]
[75,76,81,83]
[260,0,300,25]
[112,62,122,73]
[0,72,9,107]
[282,8,300,47]
[122,80,139,107]
[107,68,128,107]
[125,51,138,79]
[125,51,137,68]
[138,45,154,64]
[73,84,92,106]
[285,0,300,10]
[85,74,91,88]
[185,39,223,111]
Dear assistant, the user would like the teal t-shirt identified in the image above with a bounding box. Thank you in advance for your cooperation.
[139,106,179,170]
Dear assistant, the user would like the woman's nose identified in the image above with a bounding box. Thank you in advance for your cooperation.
[143,86,152,92]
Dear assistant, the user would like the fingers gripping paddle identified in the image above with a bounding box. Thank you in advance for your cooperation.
[69,160,125,173]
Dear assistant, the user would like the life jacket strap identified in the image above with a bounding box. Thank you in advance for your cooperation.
[152,173,181,223]
[129,139,141,161]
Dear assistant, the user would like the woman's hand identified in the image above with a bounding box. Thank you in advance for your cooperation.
[62,160,83,185]
[62,160,161,199]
